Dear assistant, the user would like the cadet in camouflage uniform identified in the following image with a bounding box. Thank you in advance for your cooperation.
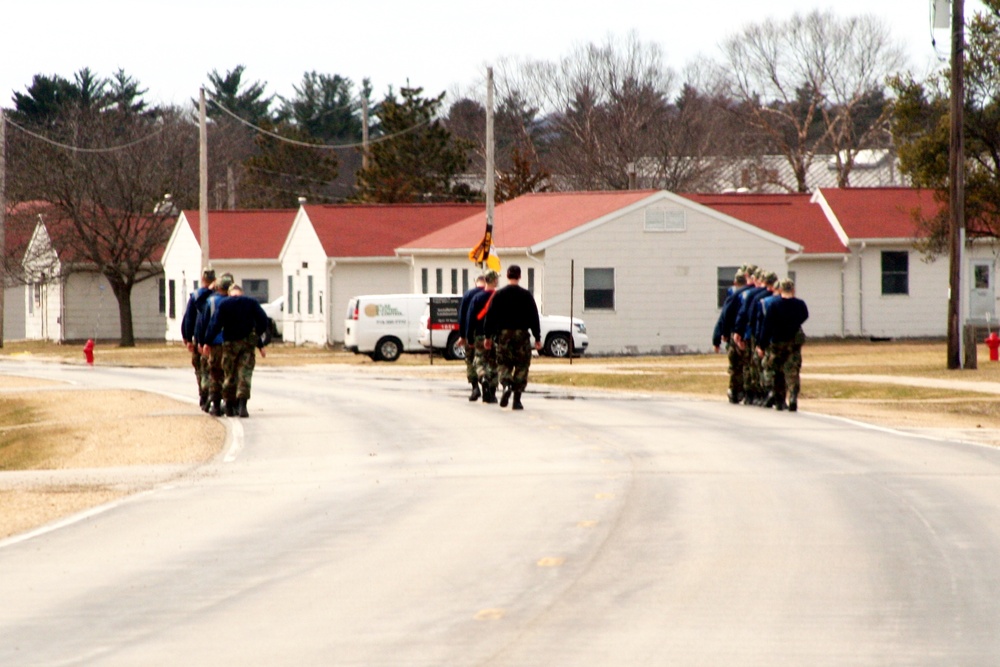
[756,279,809,411]
[181,268,215,410]
[203,283,271,418]
[484,265,541,410]
[457,274,487,401]
[745,271,779,405]
[197,273,232,416]
[465,271,500,403]
[712,268,750,403]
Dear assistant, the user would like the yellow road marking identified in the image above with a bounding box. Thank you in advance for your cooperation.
[537,557,565,567]
[475,608,506,620]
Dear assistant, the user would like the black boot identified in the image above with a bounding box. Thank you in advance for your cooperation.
[499,385,512,408]
[238,398,249,418]
[511,391,524,410]
[763,391,776,408]
[727,389,741,405]
[482,384,498,404]
[199,391,209,412]
[224,398,237,417]
[209,393,222,416]
[468,381,481,402]
[788,392,798,412]
[776,399,788,411]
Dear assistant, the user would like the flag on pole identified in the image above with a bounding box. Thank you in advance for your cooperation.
[469,230,501,272]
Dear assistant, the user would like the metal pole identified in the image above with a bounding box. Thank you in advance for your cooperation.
[569,259,575,366]
[484,67,495,264]
[947,0,965,369]
[361,94,370,172]
[199,87,210,271]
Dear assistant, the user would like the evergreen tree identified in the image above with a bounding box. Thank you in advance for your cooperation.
[355,86,472,203]
[241,121,339,208]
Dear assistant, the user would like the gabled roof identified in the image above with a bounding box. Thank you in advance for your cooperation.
[303,203,483,258]
[4,201,55,262]
[400,190,661,251]
[181,209,296,260]
[812,187,941,243]
[684,192,846,255]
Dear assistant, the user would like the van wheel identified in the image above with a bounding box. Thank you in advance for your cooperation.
[444,332,464,361]
[544,333,571,358]
[375,336,402,362]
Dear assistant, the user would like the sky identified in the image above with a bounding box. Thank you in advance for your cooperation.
[1,0,986,109]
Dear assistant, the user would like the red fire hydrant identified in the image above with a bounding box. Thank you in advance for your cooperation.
[83,339,95,366]
[986,332,1000,362]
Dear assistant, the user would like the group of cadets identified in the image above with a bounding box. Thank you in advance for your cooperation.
[181,270,271,418]
[713,264,809,412]
[456,265,542,411]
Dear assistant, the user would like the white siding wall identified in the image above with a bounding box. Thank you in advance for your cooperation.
[3,285,26,341]
[329,262,411,344]
[843,244,947,338]
[62,272,164,341]
[25,280,61,341]
[543,203,790,354]
[279,213,331,345]
[787,259,844,338]
[161,221,201,341]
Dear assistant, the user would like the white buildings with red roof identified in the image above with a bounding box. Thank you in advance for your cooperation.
[279,203,483,345]
[161,209,297,341]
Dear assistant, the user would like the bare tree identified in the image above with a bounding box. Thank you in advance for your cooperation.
[495,33,729,192]
[721,11,905,192]
[7,104,197,345]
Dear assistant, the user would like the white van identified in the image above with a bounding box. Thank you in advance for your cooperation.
[344,294,458,362]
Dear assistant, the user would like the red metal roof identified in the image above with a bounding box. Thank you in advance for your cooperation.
[400,191,659,250]
[303,203,484,257]
[815,187,942,240]
[182,209,297,260]
[684,192,846,254]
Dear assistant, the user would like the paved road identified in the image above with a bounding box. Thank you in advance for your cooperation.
[2,360,1000,666]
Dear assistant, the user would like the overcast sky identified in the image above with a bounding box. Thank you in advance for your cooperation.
[2,1,985,109]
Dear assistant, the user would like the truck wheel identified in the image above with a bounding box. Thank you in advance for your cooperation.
[545,333,571,358]
[375,336,402,362]
[444,332,465,361]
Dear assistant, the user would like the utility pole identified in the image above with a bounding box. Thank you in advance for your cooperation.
[199,87,210,271]
[0,108,6,348]
[361,94,370,172]
[485,67,495,250]
[947,0,965,369]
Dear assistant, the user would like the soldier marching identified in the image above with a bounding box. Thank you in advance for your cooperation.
[714,266,809,412]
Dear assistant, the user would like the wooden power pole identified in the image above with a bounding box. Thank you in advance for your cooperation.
[199,87,210,271]
[947,0,965,369]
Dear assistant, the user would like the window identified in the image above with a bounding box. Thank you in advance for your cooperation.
[158,279,166,315]
[717,266,740,308]
[584,268,615,310]
[462,269,469,292]
[243,279,269,303]
[528,267,535,295]
[881,251,909,295]
[435,268,443,293]
[975,264,990,289]
[168,280,176,319]
[644,208,685,232]
[451,269,458,294]
[287,276,293,311]
[307,276,314,315]
[421,268,429,294]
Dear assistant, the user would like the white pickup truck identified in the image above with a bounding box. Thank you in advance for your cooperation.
[419,305,589,360]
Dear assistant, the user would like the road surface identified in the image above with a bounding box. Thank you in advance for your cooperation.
[1,360,999,666]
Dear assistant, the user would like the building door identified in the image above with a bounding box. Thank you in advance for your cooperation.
[970,260,996,324]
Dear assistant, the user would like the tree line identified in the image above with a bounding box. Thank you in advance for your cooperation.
[3,6,999,345]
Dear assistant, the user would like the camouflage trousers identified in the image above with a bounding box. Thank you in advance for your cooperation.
[726,341,745,394]
[473,336,498,389]
[743,336,763,395]
[495,329,533,393]
[762,339,803,401]
[463,340,477,383]
[191,348,206,394]
[221,333,257,402]
[206,346,225,395]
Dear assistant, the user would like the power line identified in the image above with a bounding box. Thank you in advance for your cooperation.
[207,96,432,150]
[2,115,168,153]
